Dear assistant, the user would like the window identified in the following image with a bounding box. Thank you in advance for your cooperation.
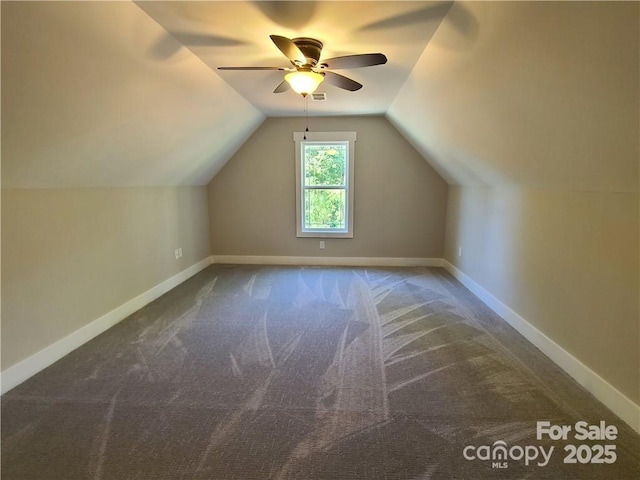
[294,131,356,238]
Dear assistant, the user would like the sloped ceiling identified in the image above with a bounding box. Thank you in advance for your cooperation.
[1,1,264,188]
[3,1,636,190]
[388,1,639,190]
[1,0,454,188]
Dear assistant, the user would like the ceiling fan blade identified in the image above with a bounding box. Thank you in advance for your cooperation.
[322,71,362,91]
[217,66,287,71]
[321,53,387,70]
[270,35,307,65]
[273,80,290,93]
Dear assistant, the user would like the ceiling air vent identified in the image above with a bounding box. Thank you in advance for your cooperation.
[311,92,327,101]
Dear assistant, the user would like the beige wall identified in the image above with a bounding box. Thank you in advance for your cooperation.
[444,187,639,403]
[207,116,448,259]
[389,2,639,404]
[1,187,211,369]
[1,2,228,374]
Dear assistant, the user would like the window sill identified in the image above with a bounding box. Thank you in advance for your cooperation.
[297,231,353,239]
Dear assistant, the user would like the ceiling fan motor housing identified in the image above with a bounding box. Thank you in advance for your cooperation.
[292,37,323,67]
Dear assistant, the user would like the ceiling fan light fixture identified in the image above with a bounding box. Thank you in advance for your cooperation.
[285,70,324,96]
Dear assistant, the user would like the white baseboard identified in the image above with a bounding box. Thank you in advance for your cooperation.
[442,260,640,434]
[212,255,443,267]
[0,256,214,395]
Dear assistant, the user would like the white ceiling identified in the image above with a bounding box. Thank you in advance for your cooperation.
[2,0,458,188]
[136,1,453,116]
[6,1,629,190]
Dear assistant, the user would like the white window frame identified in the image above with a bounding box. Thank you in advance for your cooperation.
[294,131,356,238]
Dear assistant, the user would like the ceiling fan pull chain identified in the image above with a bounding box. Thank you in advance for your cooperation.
[304,95,309,139]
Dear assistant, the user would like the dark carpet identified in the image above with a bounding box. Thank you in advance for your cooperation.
[2,265,639,479]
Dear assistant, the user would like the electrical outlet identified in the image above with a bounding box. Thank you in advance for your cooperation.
[319,241,325,250]
[174,249,180,259]
[458,246,463,257]
[178,248,183,258]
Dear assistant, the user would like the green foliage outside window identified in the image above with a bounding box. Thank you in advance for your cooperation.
[303,143,347,229]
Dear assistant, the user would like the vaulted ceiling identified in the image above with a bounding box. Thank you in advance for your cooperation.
[136,1,456,117]
[2,1,637,191]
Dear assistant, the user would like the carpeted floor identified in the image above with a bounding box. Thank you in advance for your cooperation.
[2,265,639,479]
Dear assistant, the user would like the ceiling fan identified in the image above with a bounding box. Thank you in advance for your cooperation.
[218,35,387,96]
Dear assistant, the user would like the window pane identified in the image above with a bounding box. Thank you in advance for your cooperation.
[303,143,346,187]
[304,189,346,230]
